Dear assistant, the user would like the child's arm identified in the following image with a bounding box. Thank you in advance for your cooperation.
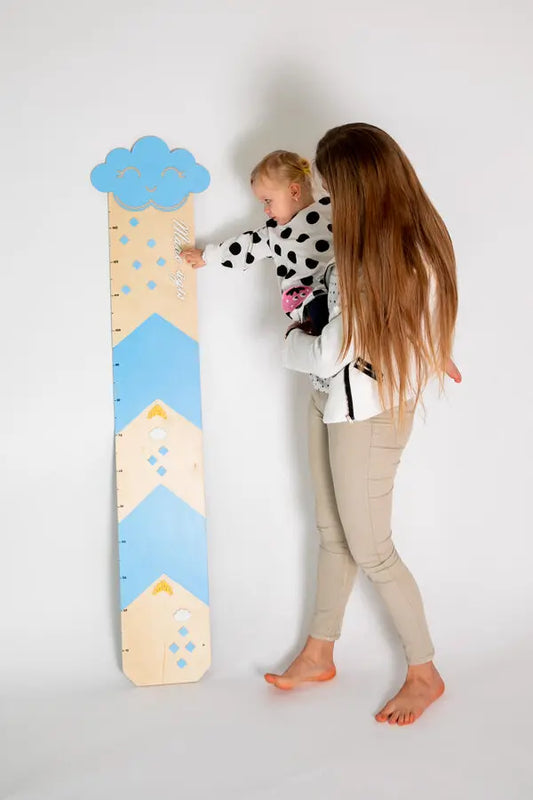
[183,225,272,271]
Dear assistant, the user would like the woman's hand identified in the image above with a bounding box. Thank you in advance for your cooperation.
[182,248,206,269]
[445,358,462,383]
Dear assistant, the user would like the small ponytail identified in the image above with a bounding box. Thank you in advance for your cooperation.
[251,150,313,189]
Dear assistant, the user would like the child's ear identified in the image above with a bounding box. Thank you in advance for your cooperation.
[290,182,301,201]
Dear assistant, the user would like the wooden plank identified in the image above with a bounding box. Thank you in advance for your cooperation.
[91,137,210,686]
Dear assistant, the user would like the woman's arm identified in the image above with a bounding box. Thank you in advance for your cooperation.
[282,311,355,379]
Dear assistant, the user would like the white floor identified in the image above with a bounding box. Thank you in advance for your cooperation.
[3,643,532,800]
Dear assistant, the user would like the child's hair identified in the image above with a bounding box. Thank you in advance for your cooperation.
[250,150,313,190]
[315,123,458,421]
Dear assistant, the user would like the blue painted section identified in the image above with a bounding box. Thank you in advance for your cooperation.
[90,136,210,211]
[119,485,209,609]
[113,314,202,432]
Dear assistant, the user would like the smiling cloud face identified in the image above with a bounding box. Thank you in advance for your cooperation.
[90,136,210,211]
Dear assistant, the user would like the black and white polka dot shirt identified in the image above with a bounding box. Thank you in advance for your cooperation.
[202,197,333,322]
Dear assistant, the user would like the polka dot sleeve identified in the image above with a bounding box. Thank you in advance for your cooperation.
[203,225,273,271]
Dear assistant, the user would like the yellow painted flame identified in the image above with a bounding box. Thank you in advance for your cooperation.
[148,404,167,420]
[152,579,173,596]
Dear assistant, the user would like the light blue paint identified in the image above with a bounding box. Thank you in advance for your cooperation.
[148,456,157,465]
[147,239,156,248]
[119,485,209,609]
[90,136,210,212]
[159,446,168,455]
[119,235,129,244]
[177,659,187,669]
[185,642,195,653]
[121,286,131,295]
[129,217,139,226]
[157,257,166,266]
[157,466,166,476]
[169,643,179,654]
[178,626,189,637]
[147,280,157,290]
[113,313,202,432]
[132,260,142,270]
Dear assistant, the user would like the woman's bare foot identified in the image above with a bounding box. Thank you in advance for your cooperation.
[375,661,445,726]
[264,636,336,690]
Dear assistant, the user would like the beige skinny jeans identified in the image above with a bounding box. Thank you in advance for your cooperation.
[308,389,435,665]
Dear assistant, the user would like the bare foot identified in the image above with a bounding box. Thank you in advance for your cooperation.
[264,637,336,691]
[375,662,445,726]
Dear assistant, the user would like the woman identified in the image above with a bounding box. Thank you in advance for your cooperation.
[265,123,459,726]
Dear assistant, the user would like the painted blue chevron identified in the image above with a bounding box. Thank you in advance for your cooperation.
[119,485,208,609]
[113,314,201,432]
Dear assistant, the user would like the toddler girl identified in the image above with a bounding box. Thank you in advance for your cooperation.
[183,150,333,335]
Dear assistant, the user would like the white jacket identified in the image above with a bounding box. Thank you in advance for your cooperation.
[282,265,417,423]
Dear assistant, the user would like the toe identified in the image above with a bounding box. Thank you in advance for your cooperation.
[376,701,395,721]
[375,704,393,722]
[388,710,401,725]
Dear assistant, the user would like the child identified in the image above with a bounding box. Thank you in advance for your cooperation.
[183,150,334,336]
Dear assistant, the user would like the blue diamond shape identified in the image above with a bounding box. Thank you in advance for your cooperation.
[119,235,129,245]
[132,260,142,270]
[148,456,157,465]
[169,643,179,654]
[157,466,167,476]
[147,281,157,290]
[178,626,188,637]
[129,217,139,227]
[177,658,187,669]
[157,257,166,266]
[185,642,196,653]
[121,285,131,295]
[147,239,156,248]
[159,446,168,455]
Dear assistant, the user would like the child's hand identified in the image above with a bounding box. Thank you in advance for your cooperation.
[182,248,206,269]
[445,358,462,383]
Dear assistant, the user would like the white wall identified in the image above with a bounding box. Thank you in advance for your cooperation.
[1,0,531,691]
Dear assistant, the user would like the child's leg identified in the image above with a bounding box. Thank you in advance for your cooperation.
[327,407,435,666]
[303,294,329,335]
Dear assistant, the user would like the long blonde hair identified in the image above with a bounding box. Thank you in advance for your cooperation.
[315,123,458,418]
[250,150,313,190]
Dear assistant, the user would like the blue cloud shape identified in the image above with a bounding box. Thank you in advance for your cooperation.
[90,136,210,211]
